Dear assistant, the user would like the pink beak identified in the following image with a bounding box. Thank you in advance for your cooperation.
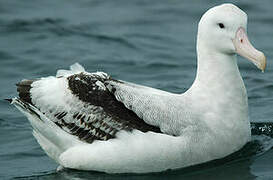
[232,27,266,72]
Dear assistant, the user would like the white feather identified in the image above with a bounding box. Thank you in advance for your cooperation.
[56,63,85,78]
[12,4,256,173]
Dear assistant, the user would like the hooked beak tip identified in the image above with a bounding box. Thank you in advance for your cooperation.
[260,53,266,73]
[233,27,266,73]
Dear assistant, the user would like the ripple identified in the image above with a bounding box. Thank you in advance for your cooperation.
[1,18,137,50]
[47,23,138,49]
[251,122,273,138]
[1,18,65,33]
[0,50,16,60]
[146,62,179,68]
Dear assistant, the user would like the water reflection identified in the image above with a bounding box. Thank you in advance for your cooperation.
[16,159,255,180]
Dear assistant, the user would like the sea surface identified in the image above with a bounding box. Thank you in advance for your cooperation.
[1,0,273,179]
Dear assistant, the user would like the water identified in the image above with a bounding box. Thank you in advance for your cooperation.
[0,0,273,179]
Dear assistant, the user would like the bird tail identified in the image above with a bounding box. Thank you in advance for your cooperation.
[10,98,82,163]
[16,79,35,105]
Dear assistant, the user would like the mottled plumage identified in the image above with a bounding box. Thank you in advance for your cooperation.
[16,71,161,144]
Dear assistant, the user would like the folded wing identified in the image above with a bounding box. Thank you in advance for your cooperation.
[16,66,166,144]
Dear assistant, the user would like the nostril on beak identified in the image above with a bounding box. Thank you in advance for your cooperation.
[240,38,243,43]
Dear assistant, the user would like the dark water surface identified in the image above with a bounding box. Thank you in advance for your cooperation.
[1,0,273,179]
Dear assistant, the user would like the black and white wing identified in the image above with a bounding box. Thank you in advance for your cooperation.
[15,64,173,144]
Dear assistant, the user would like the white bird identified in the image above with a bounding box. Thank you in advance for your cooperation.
[9,3,266,173]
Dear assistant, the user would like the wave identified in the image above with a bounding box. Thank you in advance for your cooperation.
[251,122,273,138]
[0,18,137,50]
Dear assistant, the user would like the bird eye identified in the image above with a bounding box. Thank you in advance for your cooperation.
[218,23,225,29]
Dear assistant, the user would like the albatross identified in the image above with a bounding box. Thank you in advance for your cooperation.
[8,4,266,173]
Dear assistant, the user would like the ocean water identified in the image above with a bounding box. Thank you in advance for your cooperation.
[1,0,273,179]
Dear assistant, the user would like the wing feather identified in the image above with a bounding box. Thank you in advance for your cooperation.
[16,70,161,144]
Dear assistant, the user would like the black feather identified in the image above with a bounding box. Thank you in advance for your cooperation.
[16,79,35,105]
[67,73,162,133]
[4,98,12,103]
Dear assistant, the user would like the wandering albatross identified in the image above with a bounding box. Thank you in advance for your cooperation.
[8,4,266,173]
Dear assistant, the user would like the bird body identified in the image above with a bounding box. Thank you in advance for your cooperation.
[10,3,266,173]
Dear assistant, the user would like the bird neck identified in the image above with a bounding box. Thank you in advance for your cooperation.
[193,44,245,94]
[185,43,249,123]
[183,45,250,145]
